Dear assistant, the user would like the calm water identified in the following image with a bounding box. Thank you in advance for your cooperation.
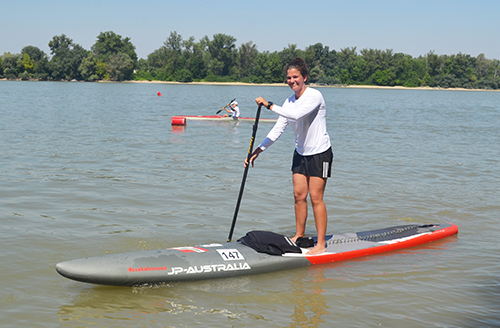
[1,81,499,327]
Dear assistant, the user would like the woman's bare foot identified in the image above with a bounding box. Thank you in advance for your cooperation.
[306,244,326,255]
[290,235,302,243]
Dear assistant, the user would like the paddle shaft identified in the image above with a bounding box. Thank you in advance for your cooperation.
[227,104,263,242]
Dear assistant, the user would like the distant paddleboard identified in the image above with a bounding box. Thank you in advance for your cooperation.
[56,223,458,286]
[171,115,277,125]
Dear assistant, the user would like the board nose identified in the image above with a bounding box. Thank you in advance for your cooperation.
[55,259,93,281]
[55,261,73,278]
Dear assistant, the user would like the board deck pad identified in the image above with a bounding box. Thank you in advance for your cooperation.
[55,223,458,286]
[328,224,432,252]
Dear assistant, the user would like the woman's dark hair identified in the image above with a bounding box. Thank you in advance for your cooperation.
[286,57,308,78]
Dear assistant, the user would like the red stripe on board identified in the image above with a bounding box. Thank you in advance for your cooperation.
[305,223,459,265]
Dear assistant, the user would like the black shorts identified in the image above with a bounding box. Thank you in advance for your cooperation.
[291,147,333,178]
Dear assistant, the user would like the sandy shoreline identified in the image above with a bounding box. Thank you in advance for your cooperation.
[1,77,497,92]
[106,80,500,92]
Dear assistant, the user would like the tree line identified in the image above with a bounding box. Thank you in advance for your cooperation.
[1,30,499,90]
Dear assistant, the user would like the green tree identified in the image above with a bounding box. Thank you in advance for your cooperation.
[250,52,267,83]
[49,34,73,54]
[187,41,206,80]
[91,31,137,65]
[423,51,442,78]
[238,41,259,79]
[49,34,88,80]
[138,31,199,81]
[22,45,46,62]
[371,69,396,86]
[265,52,284,83]
[79,53,109,81]
[422,72,433,86]
[304,43,330,83]
[22,53,34,74]
[485,59,500,81]
[361,48,394,80]
[145,46,169,80]
[22,46,50,79]
[279,44,304,69]
[304,43,328,70]
[176,68,193,82]
[336,47,366,84]
[434,73,460,88]
[308,65,323,83]
[319,48,338,74]
[106,53,134,81]
[87,31,137,81]
[2,52,22,78]
[178,36,206,81]
[389,53,425,86]
[164,31,186,80]
[205,33,237,77]
[79,53,98,81]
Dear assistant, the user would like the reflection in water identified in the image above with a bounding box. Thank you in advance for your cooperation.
[287,266,330,328]
[57,269,333,327]
[56,276,255,326]
[57,285,186,325]
[171,125,185,135]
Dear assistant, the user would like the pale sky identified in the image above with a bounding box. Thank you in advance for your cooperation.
[1,0,499,60]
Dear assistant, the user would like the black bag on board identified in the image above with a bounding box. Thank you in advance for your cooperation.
[238,231,302,255]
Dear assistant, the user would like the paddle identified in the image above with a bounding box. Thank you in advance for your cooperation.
[216,98,236,114]
[227,104,263,242]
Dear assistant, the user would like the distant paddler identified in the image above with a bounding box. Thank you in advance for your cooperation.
[222,101,240,118]
[216,98,236,115]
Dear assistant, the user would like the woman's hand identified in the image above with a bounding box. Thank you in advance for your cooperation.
[244,148,263,167]
[255,97,269,109]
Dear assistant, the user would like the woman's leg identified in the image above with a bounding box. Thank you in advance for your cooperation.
[307,176,328,254]
[291,173,309,242]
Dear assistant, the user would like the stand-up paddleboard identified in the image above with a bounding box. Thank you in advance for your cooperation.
[55,222,458,286]
[171,115,277,125]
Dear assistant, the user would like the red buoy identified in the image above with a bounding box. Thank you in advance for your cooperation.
[171,116,186,126]
[157,92,162,96]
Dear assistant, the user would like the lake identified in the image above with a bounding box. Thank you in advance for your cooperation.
[1,80,499,327]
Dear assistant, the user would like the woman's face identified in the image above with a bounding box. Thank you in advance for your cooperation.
[287,68,307,96]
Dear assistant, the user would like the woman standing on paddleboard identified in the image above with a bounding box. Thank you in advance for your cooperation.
[245,57,333,255]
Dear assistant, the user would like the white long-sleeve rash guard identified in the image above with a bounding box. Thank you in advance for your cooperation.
[258,87,331,156]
